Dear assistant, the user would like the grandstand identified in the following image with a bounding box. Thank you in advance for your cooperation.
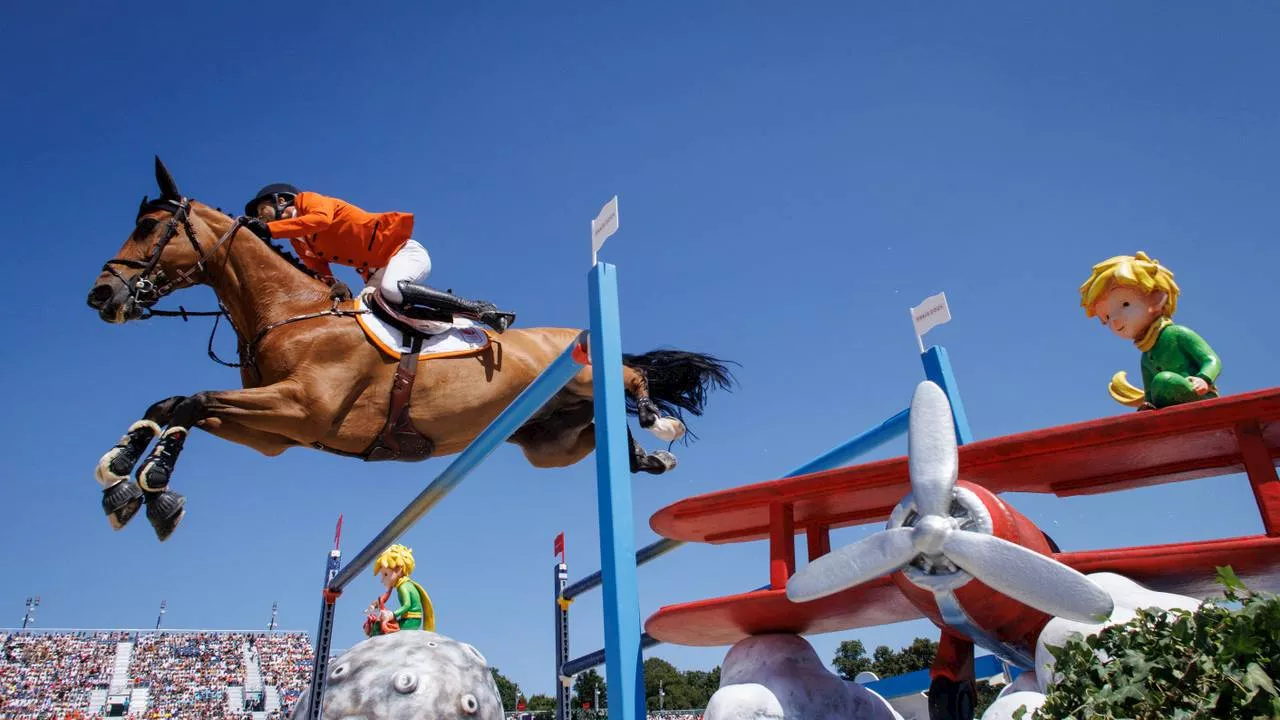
[0,629,313,719]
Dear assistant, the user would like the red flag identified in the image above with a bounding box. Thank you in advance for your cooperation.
[553,532,564,561]
[334,515,344,551]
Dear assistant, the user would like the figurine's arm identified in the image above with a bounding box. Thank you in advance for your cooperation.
[1175,326,1221,385]
[393,582,413,620]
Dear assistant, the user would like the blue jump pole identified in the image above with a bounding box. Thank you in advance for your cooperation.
[305,333,588,720]
[326,332,588,594]
[588,261,644,720]
[921,345,973,444]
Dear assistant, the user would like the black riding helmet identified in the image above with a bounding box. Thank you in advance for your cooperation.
[244,183,301,218]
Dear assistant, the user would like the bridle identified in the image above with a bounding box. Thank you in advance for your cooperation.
[101,196,229,314]
[101,195,366,372]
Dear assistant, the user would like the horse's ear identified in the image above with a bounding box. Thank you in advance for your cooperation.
[154,156,181,199]
[137,195,150,219]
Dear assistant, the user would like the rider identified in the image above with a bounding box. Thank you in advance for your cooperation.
[242,184,513,332]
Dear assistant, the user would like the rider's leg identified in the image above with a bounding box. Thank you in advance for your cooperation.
[378,239,433,304]
[382,240,514,332]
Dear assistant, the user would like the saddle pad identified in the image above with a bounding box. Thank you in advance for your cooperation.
[353,290,491,359]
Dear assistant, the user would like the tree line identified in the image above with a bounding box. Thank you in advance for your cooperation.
[488,636,992,714]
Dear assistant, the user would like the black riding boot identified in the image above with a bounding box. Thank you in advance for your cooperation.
[396,281,515,333]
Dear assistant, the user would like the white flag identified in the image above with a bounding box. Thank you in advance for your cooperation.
[910,292,951,342]
[591,196,620,263]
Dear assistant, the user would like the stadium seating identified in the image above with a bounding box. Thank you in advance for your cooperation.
[0,630,313,719]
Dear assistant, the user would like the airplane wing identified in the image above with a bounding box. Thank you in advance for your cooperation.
[651,387,1280,544]
[645,575,923,647]
[1058,534,1280,597]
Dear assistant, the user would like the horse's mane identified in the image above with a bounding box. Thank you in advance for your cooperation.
[136,196,322,282]
[251,232,323,281]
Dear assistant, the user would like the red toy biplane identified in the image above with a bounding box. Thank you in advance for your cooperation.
[645,385,1280,720]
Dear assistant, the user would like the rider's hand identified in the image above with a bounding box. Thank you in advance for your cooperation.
[328,280,353,302]
[242,217,272,240]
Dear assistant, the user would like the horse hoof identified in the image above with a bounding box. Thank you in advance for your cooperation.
[646,416,686,443]
[646,451,679,475]
[653,451,678,470]
[146,490,186,542]
[102,481,144,530]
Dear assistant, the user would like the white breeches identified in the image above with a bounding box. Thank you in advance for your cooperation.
[368,239,432,303]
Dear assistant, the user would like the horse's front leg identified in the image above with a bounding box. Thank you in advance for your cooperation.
[96,396,184,531]
[132,383,321,541]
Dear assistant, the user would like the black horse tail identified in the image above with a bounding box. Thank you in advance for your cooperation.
[621,349,736,436]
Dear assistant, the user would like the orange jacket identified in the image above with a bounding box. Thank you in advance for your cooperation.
[266,191,414,281]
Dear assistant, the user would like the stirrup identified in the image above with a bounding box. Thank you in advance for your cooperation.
[479,311,515,333]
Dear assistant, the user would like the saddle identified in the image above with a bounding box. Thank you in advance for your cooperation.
[354,290,493,463]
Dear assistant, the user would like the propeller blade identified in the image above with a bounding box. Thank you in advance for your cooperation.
[941,531,1115,623]
[908,382,959,518]
[787,527,916,602]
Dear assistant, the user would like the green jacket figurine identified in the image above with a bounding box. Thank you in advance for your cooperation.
[1080,251,1221,410]
[369,544,436,634]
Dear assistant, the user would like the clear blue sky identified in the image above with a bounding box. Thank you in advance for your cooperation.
[2,0,1277,700]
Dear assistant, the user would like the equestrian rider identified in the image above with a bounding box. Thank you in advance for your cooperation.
[242,184,513,332]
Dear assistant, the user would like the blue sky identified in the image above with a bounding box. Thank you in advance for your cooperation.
[2,0,1278,699]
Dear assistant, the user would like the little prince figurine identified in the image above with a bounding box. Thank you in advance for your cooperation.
[364,543,435,636]
[1079,251,1221,410]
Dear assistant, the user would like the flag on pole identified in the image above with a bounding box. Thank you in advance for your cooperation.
[334,514,343,551]
[591,196,619,265]
[553,532,565,561]
[910,292,952,352]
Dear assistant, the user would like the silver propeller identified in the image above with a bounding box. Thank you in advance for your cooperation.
[787,381,1114,624]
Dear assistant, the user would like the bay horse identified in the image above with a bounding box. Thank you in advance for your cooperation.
[86,159,734,541]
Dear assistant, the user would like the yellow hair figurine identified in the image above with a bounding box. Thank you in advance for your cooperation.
[364,544,435,636]
[1079,251,1221,410]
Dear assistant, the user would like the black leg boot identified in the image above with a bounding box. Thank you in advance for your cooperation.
[136,427,188,542]
[97,420,159,530]
[396,281,515,333]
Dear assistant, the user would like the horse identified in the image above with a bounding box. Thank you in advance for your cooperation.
[86,158,734,541]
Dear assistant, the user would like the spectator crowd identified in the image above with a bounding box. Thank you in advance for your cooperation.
[0,631,121,718]
[0,630,313,720]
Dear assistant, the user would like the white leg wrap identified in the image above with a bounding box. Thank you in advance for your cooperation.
[647,416,686,443]
[94,420,162,487]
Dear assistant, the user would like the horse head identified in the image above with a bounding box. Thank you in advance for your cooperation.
[87,157,223,323]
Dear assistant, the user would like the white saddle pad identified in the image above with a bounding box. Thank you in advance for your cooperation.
[353,289,491,359]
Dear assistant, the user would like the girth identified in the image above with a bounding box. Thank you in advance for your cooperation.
[313,334,435,462]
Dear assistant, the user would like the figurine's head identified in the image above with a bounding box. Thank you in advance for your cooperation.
[374,544,416,589]
[1080,251,1181,341]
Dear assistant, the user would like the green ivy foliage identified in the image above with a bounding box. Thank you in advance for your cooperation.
[1019,567,1280,720]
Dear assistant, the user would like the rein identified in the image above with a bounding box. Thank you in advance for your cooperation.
[105,196,368,372]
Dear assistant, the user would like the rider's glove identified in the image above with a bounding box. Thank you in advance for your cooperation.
[328,280,353,302]
[242,217,272,240]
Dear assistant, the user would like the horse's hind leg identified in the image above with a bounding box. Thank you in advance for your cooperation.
[628,428,677,475]
[621,366,685,443]
[96,396,184,531]
[555,370,680,475]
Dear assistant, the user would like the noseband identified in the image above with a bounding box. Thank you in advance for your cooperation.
[102,197,233,314]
